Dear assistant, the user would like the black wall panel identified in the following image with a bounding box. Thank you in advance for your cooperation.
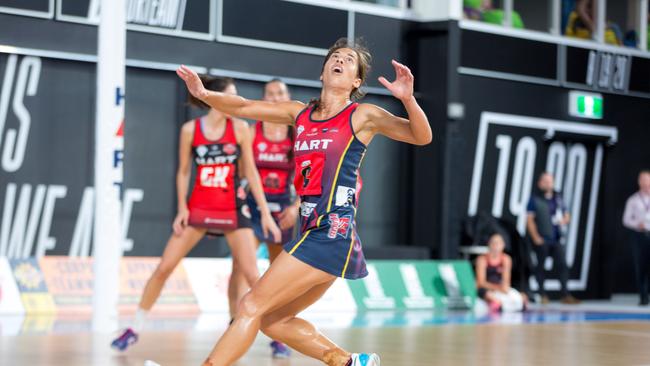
[222,0,346,49]
[0,0,50,13]
[461,30,557,79]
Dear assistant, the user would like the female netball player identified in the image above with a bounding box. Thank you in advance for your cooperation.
[177,38,431,366]
[475,233,528,312]
[230,78,298,358]
[111,76,281,351]
[248,79,298,262]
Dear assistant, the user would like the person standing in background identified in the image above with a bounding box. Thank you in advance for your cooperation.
[526,172,580,305]
[623,170,650,306]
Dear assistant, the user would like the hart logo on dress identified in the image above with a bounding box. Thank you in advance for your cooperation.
[258,153,287,162]
[295,139,333,151]
[328,214,351,239]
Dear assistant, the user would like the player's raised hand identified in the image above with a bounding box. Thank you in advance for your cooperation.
[378,60,414,102]
[176,65,209,100]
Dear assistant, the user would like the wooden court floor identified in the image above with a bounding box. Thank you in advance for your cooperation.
[2,321,650,365]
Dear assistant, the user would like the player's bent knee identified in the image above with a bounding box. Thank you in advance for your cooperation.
[237,293,265,319]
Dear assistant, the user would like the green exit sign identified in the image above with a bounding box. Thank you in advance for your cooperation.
[569,91,603,119]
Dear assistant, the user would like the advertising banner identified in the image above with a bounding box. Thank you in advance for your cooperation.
[9,257,56,313]
[0,256,24,314]
[347,260,476,311]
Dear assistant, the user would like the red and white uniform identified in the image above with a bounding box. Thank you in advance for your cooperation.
[252,122,294,199]
[188,117,251,233]
[248,122,295,243]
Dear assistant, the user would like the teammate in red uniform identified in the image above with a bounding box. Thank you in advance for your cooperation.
[111,76,280,351]
[177,38,431,366]
[248,79,298,261]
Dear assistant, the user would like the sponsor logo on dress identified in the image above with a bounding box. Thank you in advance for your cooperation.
[300,202,317,217]
[196,145,208,157]
[257,142,267,152]
[297,125,305,137]
[237,185,247,200]
[241,204,251,219]
[305,127,320,137]
[335,186,356,207]
[223,144,237,155]
[204,218,234,225]
[328,214,351,239]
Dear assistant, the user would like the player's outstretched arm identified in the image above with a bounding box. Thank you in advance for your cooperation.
[176,65,304,125]
[360,60,432,146]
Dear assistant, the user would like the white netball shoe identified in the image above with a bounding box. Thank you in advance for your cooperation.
[350,353,381,366]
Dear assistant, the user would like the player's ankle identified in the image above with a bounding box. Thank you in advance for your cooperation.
[323,349,351,366]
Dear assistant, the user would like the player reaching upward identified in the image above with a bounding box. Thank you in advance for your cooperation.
[177,38,431,366]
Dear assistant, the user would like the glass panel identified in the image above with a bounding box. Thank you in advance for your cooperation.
[562,0,644,48]
[463,0,528,29]
[563,0,597,41]
[605,0,631,46]
[605,0,649,49]
[513,0,554,32]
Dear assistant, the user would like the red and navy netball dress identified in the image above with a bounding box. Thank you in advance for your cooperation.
[247,122,295,244]
[187,117,252,234]
[477,254,505,299]
[284,102,368,279]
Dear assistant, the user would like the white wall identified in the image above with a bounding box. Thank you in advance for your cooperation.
[411,0,462,21]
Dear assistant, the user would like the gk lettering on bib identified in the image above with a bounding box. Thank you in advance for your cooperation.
[199,166,232,188]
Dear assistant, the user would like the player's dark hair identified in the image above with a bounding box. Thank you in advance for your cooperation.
[263,78,295,162]
[188,75,235,109]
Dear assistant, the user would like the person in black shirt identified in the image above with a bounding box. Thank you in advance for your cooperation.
[526,172,580,305]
